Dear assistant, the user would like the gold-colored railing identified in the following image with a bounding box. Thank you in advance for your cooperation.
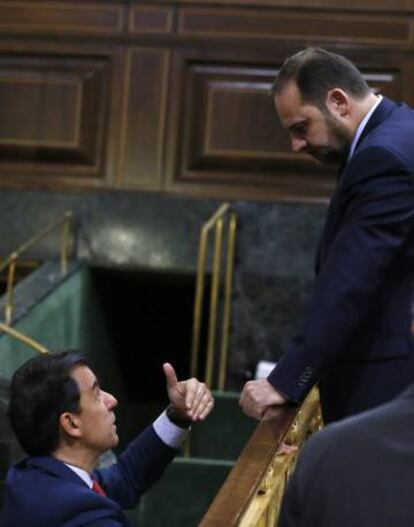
[190,203,237,390]
[0,323,49,355]
[200,388,322,526]
[0,210,73,325]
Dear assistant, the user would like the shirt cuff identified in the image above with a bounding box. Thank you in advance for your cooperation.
[153,410,190,449]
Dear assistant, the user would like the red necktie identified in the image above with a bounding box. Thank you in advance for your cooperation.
[92,480,107,497]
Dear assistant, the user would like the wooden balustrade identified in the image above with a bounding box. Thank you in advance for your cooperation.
[200,388,322,527]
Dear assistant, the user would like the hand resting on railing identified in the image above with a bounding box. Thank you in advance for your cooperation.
[239,378,288,419]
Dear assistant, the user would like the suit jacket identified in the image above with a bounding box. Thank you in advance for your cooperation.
[268,97,414,422]
[278,383,414,527]
[1,425,176,527]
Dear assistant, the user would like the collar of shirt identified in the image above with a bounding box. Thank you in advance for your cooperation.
[347,94,383,162]
[64,462,93,489]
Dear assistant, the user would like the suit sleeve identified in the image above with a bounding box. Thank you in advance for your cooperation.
[268,146,414,402]
[93,425,177,509]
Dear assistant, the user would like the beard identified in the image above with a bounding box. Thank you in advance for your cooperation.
[306,115,350,166]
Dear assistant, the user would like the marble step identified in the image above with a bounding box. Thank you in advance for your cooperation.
[128,457,234,527]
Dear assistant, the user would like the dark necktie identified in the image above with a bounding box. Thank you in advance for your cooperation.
[92,479,107,497]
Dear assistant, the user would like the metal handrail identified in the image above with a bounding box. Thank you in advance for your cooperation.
[0,210,73,325]
[190,203,237,390]
[0,323,49,354]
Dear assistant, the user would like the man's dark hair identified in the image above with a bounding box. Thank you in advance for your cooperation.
[8,350,88,456]
[272,47,371,108]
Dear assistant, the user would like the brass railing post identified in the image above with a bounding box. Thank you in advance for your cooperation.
[190,226,209,380]
[205,217,224,387]
[60,211,73,275]
[5,253,17,326]
[0,323,49,355]
[218,213,237,391]
[190,203,237,390]
[0,210,74,325]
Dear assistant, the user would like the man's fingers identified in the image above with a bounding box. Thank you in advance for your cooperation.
[190,387,208,416]
[193,392,214,420]
[277,442,298,456]
[163,362,178,389]
[239,383,263,419]
[239,379,286,420]
[200,399,214,420]
[192,382,206,406]
[184,378,198,410]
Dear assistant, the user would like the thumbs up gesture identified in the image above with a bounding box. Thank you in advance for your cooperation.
[163,363,214,422]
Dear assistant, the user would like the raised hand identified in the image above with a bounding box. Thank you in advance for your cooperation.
[163,363,214,422]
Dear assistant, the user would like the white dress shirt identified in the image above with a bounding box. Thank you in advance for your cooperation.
[347,95,383,162]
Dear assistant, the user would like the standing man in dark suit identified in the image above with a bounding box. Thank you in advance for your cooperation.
[2,350,214,526]
[278,383,414,526]
[240,47,414,423]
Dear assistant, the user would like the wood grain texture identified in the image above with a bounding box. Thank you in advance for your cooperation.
[1,0,414,200]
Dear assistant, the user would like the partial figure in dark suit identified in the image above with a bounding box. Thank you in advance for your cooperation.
[278,383,414,527]
[240,47,414,423]
[1,350,214,526]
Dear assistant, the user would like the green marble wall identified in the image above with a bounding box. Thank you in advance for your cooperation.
[0,266,127,396]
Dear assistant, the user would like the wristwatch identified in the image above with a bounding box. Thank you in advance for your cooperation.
[166,404,192,429]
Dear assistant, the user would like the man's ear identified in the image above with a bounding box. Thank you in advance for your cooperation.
[325,88,350,117]
[59,412,82,439]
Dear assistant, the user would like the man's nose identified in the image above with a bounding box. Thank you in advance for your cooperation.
[291,136,307,153]
[103,390,118,410]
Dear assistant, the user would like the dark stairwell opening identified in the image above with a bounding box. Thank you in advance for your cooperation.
[90,265,210,452]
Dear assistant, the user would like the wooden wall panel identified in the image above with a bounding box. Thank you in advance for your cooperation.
[0,76,80,147]
[129,6,173,35]
[0,46,122,189]
[182,63,297,168]
[0,2,124,35]
[117,49,170,189]
[165,53,333,200]
[179,9,410,45]
[165,48,408,201]
[0,1,414,200]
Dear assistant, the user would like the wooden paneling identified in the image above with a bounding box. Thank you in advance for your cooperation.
[179,9,411,45]
[0,44,124,189]
[166,52,335,200]
[0,75,80,147]
[164,48,408,201]
[117,48,170,189]
[0,2,124,35]
[129,6,173,35]
[179,62,311,172]
[0,1,414,200]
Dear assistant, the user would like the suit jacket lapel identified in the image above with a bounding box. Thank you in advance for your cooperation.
[316,97,397,272]
[353,96,395,153]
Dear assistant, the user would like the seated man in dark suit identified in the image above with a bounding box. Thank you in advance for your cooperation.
[278,383,414,527]
[1,350,214,527]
